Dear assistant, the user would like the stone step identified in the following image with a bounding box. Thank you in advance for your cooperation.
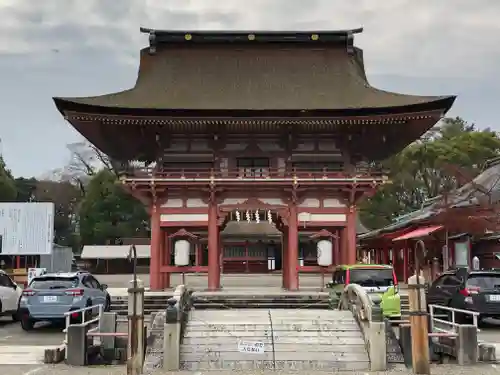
[192,303,330,310]
[180,359,369,371]
[110,295,173,314]
[191,296,329,310]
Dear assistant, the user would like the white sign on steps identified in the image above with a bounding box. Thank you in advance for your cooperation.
[237,340,265,354]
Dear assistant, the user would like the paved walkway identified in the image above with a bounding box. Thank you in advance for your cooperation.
[8,363,500,375]
[0,345,49,365]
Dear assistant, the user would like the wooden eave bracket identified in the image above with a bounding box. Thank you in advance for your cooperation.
[168,228,199,241]
[310,229,338,239]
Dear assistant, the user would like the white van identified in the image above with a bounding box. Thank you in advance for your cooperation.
[0,270,23,320]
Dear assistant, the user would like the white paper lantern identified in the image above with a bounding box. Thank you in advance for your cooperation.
[317,239,333,266]
[174,239,190,266]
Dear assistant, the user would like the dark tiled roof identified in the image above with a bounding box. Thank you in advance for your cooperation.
[54,33,455,113]
[359,159,500,242]
[221,222,281,237]
[356,216,370,234]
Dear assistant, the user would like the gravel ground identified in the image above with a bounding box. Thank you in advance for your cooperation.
[12,363,500,375]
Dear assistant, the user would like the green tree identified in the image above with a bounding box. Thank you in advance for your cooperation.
[15,177,38,202]
[360,117,500,229]
[78,169,149,245]
[0,157,17,201]
[35,180,82,247]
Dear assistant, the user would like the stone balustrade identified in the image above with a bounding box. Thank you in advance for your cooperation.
[339,283,387,371]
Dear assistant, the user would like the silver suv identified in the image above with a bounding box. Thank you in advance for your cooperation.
[19,271,110,331]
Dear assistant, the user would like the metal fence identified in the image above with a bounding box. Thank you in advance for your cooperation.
[62,304,104,344]
[428,304,480,335]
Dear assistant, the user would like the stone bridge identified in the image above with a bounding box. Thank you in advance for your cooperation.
[181,308,369,371]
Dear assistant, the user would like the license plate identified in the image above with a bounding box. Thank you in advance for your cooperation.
[488,295,500,302]
[42,296,58,303]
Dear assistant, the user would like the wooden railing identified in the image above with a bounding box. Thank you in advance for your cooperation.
[121,167,388,180]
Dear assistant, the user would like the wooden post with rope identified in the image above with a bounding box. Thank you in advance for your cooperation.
[408,240,430,374]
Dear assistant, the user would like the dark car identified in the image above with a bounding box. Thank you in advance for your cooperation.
[426,268,500,323]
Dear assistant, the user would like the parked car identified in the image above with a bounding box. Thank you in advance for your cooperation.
[426,268,500,323]
[18,271,111,331]
[0,270,22,321]
[327,264,401,319]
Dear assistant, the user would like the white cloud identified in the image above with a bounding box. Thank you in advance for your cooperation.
[0,0,499,77]
[0,0,499,177]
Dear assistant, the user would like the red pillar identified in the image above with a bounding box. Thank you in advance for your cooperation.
[345,206,357,265]
[150,206,162,291]
[158,230,164,288]
[208,201,220,290]
[334,230,340,265]
[339,228,347,265]
[282,228,289,289]
[403,246,408,282]
[287,202,299,290]
[195,243,200,267]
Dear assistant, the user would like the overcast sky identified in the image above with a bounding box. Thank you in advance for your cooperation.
[1,0,499,178]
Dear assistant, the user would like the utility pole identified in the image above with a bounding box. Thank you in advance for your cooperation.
[408,240,430,374]
[127,245,145,375]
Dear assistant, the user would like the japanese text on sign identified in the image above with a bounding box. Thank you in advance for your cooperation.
[237,341,265,354]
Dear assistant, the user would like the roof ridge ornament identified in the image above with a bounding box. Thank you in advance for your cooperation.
[346,30,354,55]
[139,27,364,45]
[148,30,157,55]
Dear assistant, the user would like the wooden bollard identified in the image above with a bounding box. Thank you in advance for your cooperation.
[408,274,430,374]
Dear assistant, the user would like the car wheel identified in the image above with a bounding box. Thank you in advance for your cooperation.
[12,300,21,321]
[21,316,34,331]
[105,296,111,312]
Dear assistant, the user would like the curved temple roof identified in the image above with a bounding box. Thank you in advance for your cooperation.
[54,28,455,116]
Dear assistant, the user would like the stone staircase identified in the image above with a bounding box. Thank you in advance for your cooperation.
[110,292,173,316]
[191,291,330,310]
[180,308,369,371]
[400,294,410,319]
[110,291,407,316]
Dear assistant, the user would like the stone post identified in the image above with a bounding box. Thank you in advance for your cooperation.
[163,298,181,370]
[368,295,386,371]
[101,312,118,361]
[399,324,412,368]
[431,257,440,281]
[456,325,478,365]
[370,295,383,322]
[66,324,89,366]
[127,279,145,375]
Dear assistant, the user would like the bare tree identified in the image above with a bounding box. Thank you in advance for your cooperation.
[60,142,131,192]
